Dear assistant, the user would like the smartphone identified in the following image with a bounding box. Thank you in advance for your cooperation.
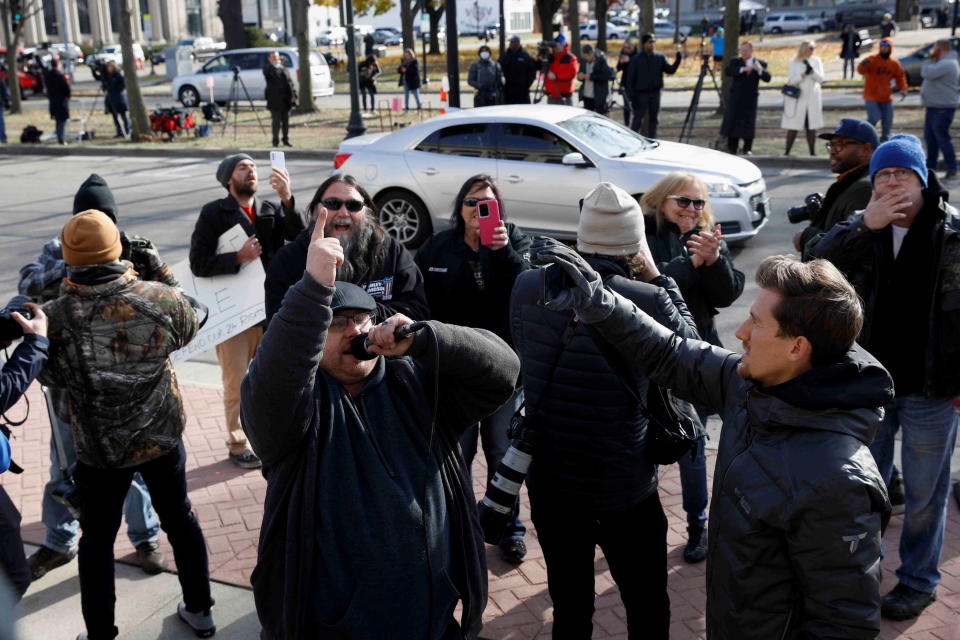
[477,199,502,246]
[538,264,572,306]
[270,150,286,173]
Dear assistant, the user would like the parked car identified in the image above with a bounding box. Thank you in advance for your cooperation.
[317,27,347,46]
[334,105,770,248]
[49,42,84,64]
[86,43,145,67]
[171,46,335,107]
[372,28,402,45]
[762,13,825,34]
[653,19,692,39]
[579,20,630,40]
[899,36,960,86]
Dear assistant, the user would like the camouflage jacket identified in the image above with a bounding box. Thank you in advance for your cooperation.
[38,264,199,468]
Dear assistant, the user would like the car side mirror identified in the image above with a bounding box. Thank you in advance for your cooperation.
[562,152,593,167]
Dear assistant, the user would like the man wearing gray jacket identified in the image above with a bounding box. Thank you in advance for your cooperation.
[532,241,892,639]
[920,39,960,179]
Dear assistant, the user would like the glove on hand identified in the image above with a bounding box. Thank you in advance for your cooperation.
[530,236,617,323]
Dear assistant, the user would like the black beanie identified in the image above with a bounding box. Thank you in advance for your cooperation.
[72,174,118,223]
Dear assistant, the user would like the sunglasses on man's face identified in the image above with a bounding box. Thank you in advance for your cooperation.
[665,195,707,211]
[321,197,365,212]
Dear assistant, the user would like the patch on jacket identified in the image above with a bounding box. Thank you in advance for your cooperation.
[366,276,394,300]
[428,267,448,273]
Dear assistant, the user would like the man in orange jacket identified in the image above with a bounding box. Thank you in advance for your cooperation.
[857,39,907,142]
[544,34,579,105]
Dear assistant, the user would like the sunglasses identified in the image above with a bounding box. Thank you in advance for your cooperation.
[463,197,486,207]
[665,195,706,211]
[329,312,374,331]
[321,197,365,212]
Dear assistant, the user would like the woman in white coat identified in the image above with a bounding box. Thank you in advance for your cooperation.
[782,41,824,155]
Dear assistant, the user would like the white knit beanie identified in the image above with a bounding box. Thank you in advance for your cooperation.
[576,182,644,256]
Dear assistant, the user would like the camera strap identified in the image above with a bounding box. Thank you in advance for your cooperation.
[41,385,72,477]
[518,311,578,425]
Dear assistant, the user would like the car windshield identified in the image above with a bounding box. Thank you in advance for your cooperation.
[556,114,656,157]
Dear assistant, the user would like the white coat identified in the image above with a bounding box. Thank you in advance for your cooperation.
[781,56,824,130]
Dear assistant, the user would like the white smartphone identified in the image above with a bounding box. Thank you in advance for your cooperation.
[270,150,286,173]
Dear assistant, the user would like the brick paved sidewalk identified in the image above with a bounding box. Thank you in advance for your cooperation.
[3,383,958,639]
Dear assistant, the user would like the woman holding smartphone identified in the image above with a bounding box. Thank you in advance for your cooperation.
[414,174,531,564]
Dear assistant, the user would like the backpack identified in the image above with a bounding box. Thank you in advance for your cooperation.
[202,102,224,123]
[20,125,42,143]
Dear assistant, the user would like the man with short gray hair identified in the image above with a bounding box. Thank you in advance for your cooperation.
[920,39,960,179]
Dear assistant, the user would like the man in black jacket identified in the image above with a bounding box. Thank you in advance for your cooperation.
[241,212,520,639]
[811,134,960,622]
[627,33,681,138]
[577,44,612,115]
[721,41,771,155]
[264,173,428,322]
[190,154,306,469]
[500,35,537,104]
[511,183,699,638]
[263,50,297,148]
[533,244,891,639]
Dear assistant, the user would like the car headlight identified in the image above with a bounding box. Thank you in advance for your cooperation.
[706,182,739,198]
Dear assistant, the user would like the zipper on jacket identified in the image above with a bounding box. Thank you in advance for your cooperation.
[779,607,794,640]
[351,394,396,478]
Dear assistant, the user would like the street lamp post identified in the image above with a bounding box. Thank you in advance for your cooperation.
[343,0,366,139]
[445,0,461,107]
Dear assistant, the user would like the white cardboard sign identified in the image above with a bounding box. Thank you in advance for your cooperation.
[169,224,265,363]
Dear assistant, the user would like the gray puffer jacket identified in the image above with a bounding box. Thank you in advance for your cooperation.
[588,293,892,640]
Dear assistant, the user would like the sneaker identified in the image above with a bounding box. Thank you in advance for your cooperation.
[888,470,905,515]
[136,541,168,575]
[282,140,293,148]
[29,545,77,581]
[229,449,261,469]
[683,526,708,564]
[499,538,527,565]
[944,170,958,180]
[881,583,936,620]
[178,601,216,638]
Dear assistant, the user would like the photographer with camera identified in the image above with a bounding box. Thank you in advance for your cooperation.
[532,243,892,639]
[791,118,878,260]
[509,183,699,638]
[18,173,176,582]
[0,301,49,603]
[541,34,578,106]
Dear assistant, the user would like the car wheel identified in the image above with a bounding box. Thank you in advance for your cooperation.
[375,189,433,249]
[178,85,200,107]
[809,26,821,33]
[772,27,782,34]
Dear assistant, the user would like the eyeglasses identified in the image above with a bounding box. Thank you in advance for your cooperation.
[874,168,913,183]
[321,197,365,212]
[463,197,486,207]
[665,195,706,211]
[329,312,373,331]
[825,140,861,152]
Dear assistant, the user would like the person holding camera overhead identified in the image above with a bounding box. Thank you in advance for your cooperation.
[782,41,824,156]
[640,172,744,564]
[510,183,698,638]
[414,175,531,564]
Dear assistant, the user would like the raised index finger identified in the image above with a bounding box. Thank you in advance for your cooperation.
[313,207,328,240]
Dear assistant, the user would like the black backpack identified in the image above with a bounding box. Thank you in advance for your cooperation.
[202,102,224,123]
[20,125,42,143]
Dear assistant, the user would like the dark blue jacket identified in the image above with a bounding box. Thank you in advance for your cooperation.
[0,335,50,473]
[104,70,128,113]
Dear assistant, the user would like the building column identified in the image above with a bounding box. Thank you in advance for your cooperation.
[88,0,112,45]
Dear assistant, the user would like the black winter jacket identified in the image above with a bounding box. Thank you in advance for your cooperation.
[189,193,306,277]
[414,223,530,345]
[500,47,537,92]
[799,163,872,260]
[589,293,892,640]
[399,59,421,89]
[810,176,960,398]
[241,273,519,639]
[263,63,297,112]
[645,216,744,347]
[264,222,429,322]
[45,69,70,121]
[510,262,698,511]
[627,50,681,93]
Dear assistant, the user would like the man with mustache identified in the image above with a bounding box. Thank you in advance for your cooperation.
[190,153,307,469]
[264,173,428,323]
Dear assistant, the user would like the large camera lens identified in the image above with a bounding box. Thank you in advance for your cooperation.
[0,295,33,342]
[787,192,823,224]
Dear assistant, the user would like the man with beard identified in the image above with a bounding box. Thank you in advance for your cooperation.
[190,154,307,469]
[264,174,428,323]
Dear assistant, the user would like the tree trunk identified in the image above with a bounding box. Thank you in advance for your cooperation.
[218,0,247,50]
[720,0,739,116]
[596,0,607,54]
[290,0,316,112]
[538,0,561,41]
[568,0,580,57]
[401,0,415,51]
[427,2,444,55]
[640,0,654,37]
[119,0,151,139]
[895,0,910,23]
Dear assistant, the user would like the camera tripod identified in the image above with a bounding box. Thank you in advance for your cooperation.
[222,66,267,139]
[678,53,723,145]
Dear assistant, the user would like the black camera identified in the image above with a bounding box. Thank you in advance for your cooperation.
[536,41,552,59]
[476,411,537,544]
[787,192,823,224]
[0,295,34,343]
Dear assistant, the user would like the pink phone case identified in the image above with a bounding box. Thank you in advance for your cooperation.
[477,199,502,246]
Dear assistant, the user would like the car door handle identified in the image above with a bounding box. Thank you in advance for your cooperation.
[507,175,522,183]
[422,168,438,176]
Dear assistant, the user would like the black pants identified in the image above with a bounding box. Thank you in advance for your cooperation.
[0,486,29,601]
[531,491,669,639]
[503,86,531,104]
[621,90,632,127]
[474,90,499,108]
[727,136,753,154]
[631,90,661,138]
[270,109,290,146]
[360,84,376,110]
[75,443,211,640]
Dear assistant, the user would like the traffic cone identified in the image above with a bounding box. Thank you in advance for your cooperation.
[439,75,449,114]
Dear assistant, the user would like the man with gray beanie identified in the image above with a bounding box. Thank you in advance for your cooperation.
[812,133,960,621]
[190,154,307,469]
[509,182,698,638]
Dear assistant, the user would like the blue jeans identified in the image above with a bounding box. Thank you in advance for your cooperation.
[110,108,130,137]
[42,388,159,553]
[54,118,67,144]
[865,100,893,142]
[0,101,6,143]
[676,406,709,529]
[924,107,957,173]
[459,388,525,543]
[403,84,421,109]
[843,57,857,79]
[870,394,958,593]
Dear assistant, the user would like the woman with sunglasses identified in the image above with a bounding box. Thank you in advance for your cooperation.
[414,174,531,565]
[640,171,744,564]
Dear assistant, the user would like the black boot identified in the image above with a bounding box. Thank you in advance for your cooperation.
[683,526,707,563]
[881,584,936,620]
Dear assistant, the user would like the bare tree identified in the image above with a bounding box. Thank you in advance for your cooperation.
[595,0,607,54]
[289,0,317,112]
[895,0,910,23]
[639,0,653,37]
[568,0,580,56]
[119,0,151,139]
[535,0,563,41]
[218,0,247,50]
[400,0,416,51]
[720,0,739,115]
[424,0,444,54]
[0,0,42,114]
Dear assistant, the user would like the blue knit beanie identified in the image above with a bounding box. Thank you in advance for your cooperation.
[870,134,928,187]
[554,34,566,45]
